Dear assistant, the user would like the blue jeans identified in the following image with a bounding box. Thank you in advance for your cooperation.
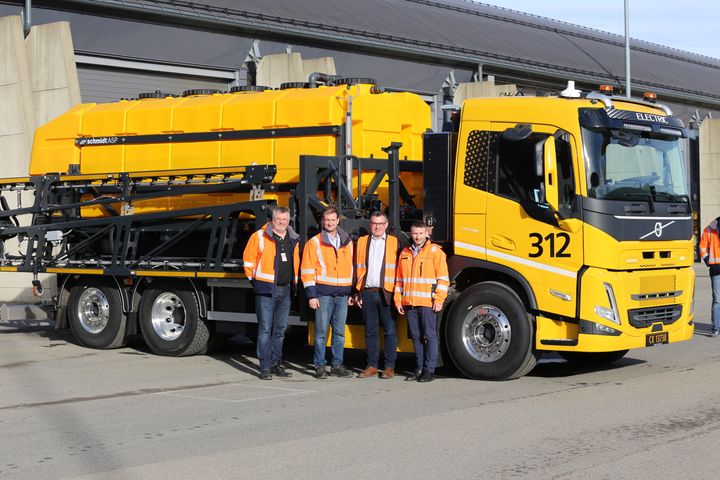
[362,290,397,368]
[712,275,720,333]
[255,285,291,371]
[406,306,438,373]
[314,295,349,367]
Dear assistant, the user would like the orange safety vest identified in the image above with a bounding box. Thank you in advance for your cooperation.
[394,240,450,308]
[301,227,354,298]
[242,223,300,295]
[354,234,400,294]
[700,218,720,265]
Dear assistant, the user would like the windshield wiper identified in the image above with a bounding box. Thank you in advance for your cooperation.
[603,190,655,213]
[653,191,688,203]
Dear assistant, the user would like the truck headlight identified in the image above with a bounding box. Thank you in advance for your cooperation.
[594,306,616,323]
[594,282,621,325]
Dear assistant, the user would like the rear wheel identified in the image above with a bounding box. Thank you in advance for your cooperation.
[559,350,628,365]
[67,279,129,349]
[139,284,209,356]
[444,282,538,380]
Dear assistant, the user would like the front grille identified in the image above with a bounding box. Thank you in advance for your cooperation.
[628,305,682,328]
[631,290,682,301]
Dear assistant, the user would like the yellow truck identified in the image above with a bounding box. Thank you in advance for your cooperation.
[0,76,694,380]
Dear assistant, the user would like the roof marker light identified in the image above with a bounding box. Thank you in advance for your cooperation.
[599,85,614,94]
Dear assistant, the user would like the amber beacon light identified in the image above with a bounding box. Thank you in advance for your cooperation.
[643,92,657,102]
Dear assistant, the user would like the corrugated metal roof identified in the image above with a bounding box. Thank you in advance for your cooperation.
[16,0,720,107]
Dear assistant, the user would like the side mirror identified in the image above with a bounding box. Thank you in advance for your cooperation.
[543,136,559,212]
[502,123,532,142]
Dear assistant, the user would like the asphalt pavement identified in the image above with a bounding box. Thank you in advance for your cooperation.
[1,264,719,479]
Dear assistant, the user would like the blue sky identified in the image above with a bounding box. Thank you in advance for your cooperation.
[473,1,720,59]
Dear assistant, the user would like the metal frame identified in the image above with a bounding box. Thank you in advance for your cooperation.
[0,166,277,277]
[0,143,424,326]
[294,144,421,243]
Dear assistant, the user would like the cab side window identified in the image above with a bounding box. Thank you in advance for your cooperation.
[464,127,576,219]
[496,132,548,204]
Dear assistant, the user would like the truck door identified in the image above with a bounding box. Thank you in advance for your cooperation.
[485,123,582,318]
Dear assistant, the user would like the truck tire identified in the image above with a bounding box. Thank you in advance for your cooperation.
[67,281,129,349]
[444,282,538,380]
[139,284,209,356]
[559,350,628,365]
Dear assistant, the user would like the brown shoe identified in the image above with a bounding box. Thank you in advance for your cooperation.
[381,368,395,379]
[358,366,379,378]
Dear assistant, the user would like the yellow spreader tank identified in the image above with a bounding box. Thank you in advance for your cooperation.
[30,81,429,216]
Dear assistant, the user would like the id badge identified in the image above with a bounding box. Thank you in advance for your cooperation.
[281,252,288,262]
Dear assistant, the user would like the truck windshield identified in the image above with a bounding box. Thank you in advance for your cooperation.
[582,127,687,202]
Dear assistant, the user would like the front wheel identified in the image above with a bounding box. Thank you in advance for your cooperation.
[139,283,209,356]
[444,282,538,380]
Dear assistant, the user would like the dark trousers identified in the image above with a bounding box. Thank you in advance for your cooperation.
[405,305,438,373]
[362,290,397,369]
[255,285,291,371]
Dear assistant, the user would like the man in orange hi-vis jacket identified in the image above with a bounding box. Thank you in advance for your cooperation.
[699,217,720,336]
[394,220,449,383]
[243,206,300,380]
[301,206,355,379]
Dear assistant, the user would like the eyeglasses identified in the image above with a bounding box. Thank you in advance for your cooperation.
[370,222,387,226]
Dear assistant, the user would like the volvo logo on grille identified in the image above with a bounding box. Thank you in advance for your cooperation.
[639,221,675,239]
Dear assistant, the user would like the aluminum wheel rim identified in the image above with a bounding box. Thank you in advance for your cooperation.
[150,292,186,341]
[78,287,110,334]
[461,304,511,362]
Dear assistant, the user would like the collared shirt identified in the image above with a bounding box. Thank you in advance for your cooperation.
[272,229,293,286]
[364,233,386,288]
[411,241,426,257]
[327,231,340,250]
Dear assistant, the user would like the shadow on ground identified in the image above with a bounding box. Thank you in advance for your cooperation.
[215,336,425,380]
[8,320,713,381]
[529,352,645,378]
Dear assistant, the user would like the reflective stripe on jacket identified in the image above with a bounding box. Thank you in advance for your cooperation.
[354,234,400,294]
[242,223,300,295]
[394,240,449,308]
[301,227,354,298]
[700,218,720,265]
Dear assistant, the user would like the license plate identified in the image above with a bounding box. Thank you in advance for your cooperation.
[646,331,669,346]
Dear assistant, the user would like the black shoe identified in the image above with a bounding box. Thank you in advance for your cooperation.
[417,370,435,383]
[330,365,353,377]
[405,369,423,381]
[315,366,328,379]
[259,370,272,380]
[271,364,293,377]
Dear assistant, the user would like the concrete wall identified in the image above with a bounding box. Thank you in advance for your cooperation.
[700,119,720,232]
[0,16,34,175]
[302,57,336,78]
[0,18,80,305]
[454,78,517,105]
[256,53,337,88]
[0,16,37,305]
[26,21,81,126]
[256,52,305,88]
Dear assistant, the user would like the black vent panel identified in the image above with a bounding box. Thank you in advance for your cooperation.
[628,305,682,328]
